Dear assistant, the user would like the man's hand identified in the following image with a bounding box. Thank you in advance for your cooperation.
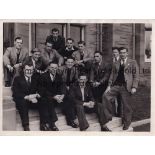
[13,63,22,69]
[53,95,63,103]
[31,98,38,103]
[89,101,95,108]
[105,86,111,93]
[131,88,136,95]
[7,65,13,72]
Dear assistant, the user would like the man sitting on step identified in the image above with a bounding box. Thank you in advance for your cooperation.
[102,47,139,131]
[69,73,110,131]
[12,61,40,131]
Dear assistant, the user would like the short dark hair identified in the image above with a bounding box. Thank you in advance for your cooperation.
[119,47,128,52]
[45,40,53,45]
[94,51,102,56]
[48,61,58,66]
[78,41,86,46]
[22,60,34,70]
[78,72,87,79]
[14,37,23,42]
[66,38,74,42]
[66,56,75,61]
[31,48,41,54]
[112,47,119,51]
[51,28,59,33]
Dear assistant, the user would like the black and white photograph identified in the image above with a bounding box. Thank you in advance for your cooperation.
[2,22,151,132]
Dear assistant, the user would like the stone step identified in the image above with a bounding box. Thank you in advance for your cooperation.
[3,87,12,96]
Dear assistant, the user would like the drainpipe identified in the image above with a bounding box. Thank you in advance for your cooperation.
[132,24,135,59]
[99,24,102,52]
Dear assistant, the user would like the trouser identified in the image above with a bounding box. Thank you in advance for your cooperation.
[59,96,76,123]
[102,85,133,125]
[38,98,58,125]
[75,102,107,130]
[15,99,38,128]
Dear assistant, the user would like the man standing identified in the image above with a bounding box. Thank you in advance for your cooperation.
[61,38,78,62]
[102,47,139,131]
[90,51,111,103]
[3,37,29,86]
[46,28,65,55]
[12,62,40,131]
[58,57,79,128]
[41,41,64,67]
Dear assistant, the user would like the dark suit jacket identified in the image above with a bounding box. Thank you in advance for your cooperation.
[61,46,78,59]
[69,83,94,105]
[109,58,139,92]
[12,74,38,101]
[23,56,47,72]
[90,60,112,84]
[38,72,64,100]
[46,35,65,54]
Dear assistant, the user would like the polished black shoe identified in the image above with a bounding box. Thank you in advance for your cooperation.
[80,126,89,131]
[123,123,131,130]
[67,121,78,128]
[101,126,111,132]
[40,124,50,131]
[50,123,59,131]
[23,126,30,131]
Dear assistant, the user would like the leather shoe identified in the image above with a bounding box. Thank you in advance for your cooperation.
[101,126,111,131]
[40,123,50,131]
[23,126,30,131]
[123,123,131,130]
[67,121,78,128]
[80,125,89,131]
[50,123,59,131]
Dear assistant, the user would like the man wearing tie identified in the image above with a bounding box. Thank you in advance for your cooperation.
[102,47,139,131]
[38,62,65,131]
[90,51,111,104]
[69,73,108,131]
[12,62,40,131]
[58,57,79,128]
[3,37,29,86]
[46,28,65,55]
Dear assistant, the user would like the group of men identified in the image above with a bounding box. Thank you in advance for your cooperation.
[3,28,139,131]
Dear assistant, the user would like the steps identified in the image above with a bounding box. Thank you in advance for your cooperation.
[3,87,133,132]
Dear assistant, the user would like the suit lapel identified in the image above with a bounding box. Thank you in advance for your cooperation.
[12,47,17,64]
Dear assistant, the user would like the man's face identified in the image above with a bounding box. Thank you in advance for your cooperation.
[112,49,119,58]
[14,39,23,50]
[78,43,85,52]
[94,53,102,63]
[66,58,74,69]
[66,40,73,49]
[120,49,128,60]
[24,65,34,78]
[45,42,53,52]
[52,31,59,38]
[78,75,87,87]
[32,52,41,62]
[48,63,58,75]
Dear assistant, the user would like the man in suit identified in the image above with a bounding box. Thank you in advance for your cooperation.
[12,62,40,131]
[41,40,64,67]
[46,28,65,55]
[61,38,78,62]
[72,41,93,75]
[90,51,111,103]
[38,62,65,131]
[69,73,109,131]
[111,47,122,117]
[3,37,29,87]
[58,57,79,128]
[102,47,139,131]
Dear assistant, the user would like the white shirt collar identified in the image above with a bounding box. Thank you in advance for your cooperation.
[121,57,127,64]
[66,46,74,51]
[25,76,31,82]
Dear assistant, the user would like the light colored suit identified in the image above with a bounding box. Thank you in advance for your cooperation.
[3,47,29,84]
[3,47,29,67]
[109,58,139,92]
